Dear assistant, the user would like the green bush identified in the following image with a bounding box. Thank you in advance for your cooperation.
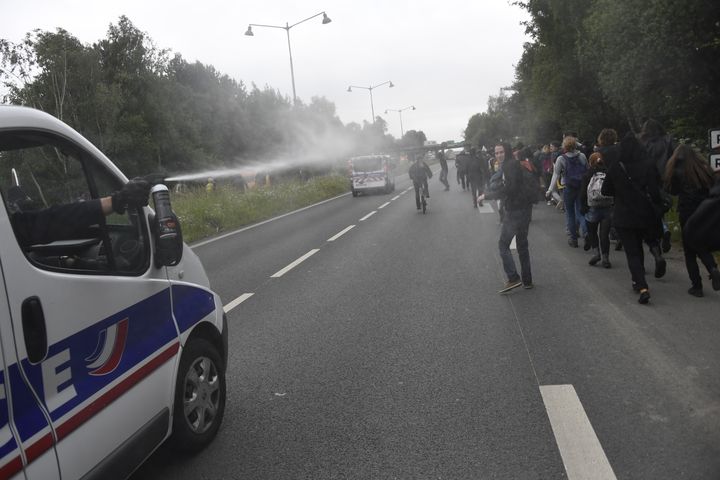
[172,175,349,243]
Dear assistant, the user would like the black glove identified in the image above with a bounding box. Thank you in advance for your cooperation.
[112,177,151,214]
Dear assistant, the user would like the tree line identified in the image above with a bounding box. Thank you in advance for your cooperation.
[0,16,427,179]
[464,0,720,150]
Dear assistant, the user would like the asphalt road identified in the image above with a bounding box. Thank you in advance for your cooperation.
[132,169,720,479]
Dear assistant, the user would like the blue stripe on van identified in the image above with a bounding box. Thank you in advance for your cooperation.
[171,285,216,333]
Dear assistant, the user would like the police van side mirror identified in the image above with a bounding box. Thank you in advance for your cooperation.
[149,185,183,268]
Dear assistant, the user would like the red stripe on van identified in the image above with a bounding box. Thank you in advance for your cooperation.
[0,455,24,479]
[14,341,181,473]
[24,432,53,465]
[56,341,179,441]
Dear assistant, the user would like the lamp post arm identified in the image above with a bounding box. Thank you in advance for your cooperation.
[248,23,288,30]
[288,11,328,29]
[370,80,393,89]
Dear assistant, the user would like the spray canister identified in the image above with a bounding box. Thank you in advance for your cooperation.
[151,184,183,267]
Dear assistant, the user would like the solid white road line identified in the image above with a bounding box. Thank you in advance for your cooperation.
[540,385,617,480]
[391,195,401,201]
[378,201,391,209]
[327,225,355,242]
[359,211,377,221]
[510,237,517,250]
[271,249,320,278]
[223,293,254,313]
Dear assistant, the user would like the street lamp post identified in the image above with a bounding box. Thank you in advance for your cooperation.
[384,105,416,138]
[245,11,331,105]
[346,81,394,124]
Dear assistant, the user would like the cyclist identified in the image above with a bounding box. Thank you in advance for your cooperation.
[409,153,433,210]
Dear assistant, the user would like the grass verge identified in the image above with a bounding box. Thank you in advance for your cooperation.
[173,175,349,243]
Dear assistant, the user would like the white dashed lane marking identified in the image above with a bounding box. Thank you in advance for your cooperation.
[271,249,320,278]
[359,211,377,221]
[223,293,254,313]
[378,202,391,209]
[327,225,355,242]
[540,385,617,480]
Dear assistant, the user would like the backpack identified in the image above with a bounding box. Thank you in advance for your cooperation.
[563,155,586,188]
[586,171,613,207]
[518,160,539,204]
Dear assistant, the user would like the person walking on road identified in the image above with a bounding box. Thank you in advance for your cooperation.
[641,119,676,253]
[546,136,589,249]
[455,149,469,191]
[663,144,720,297]
[601,133,666,304]
[479,142,537,293]
[467,147,486,208]
[580,152,613,268]
[437,149,450,191]
[409,154,433,211]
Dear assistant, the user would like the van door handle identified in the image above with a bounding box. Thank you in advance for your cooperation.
[21,297,48,364]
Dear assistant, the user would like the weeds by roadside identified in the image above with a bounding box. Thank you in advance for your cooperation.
[173,175,349,243]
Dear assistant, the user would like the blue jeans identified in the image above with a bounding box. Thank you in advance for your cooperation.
[563,185,587,240]
[498,206,533,284]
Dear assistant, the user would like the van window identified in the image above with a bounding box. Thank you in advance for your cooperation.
[0,131,149,274]
[352,157,384,172]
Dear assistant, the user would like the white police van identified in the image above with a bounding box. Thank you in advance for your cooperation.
[349,155,395,196]
[0,106,227,479]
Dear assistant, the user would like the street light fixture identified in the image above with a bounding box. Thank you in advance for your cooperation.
[384,105,416,138]
[245,11,332,105]
[346,80,394,123]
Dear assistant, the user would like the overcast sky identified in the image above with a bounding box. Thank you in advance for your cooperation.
[1,0,530,143]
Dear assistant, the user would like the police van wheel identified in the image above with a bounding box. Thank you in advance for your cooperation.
[352,189,358,197]
[170,338,226,452]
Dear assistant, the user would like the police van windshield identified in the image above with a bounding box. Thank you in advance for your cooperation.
[352,157,383,173]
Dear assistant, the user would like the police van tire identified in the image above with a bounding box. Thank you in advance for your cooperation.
[352,190,358,197]
[169,338,226,452]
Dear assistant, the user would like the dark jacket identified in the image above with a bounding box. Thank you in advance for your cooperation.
[11,199,104,247]
[455,152,469,173]
[409,161,432,183]
[644,134,674,178]
[485,159,533,211]
[666,160,713,224]
[466,153,486,182]
[601,135,662,231]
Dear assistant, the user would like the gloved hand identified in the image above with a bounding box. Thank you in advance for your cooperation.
[111,177,151,214]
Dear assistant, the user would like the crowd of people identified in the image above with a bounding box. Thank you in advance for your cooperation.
[414,121,720,304]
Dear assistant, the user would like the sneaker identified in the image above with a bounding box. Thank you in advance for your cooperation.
[546,200,553,206]
[523,283,534,289]
[568,238,578,248]
[709,268,720,291]
[654,258,667,278]
[638,289,651,304]
[632,282,641,293]
[602,259,611,269]
[583,236,591,251]
[498,280,522,294]
[688,286,704,297]
[478,199,484,207]
[662,230,672,253]
[588,252,601,266]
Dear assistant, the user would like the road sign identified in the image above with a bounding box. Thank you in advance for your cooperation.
[710,129,720,150]
[711,154,720,172]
